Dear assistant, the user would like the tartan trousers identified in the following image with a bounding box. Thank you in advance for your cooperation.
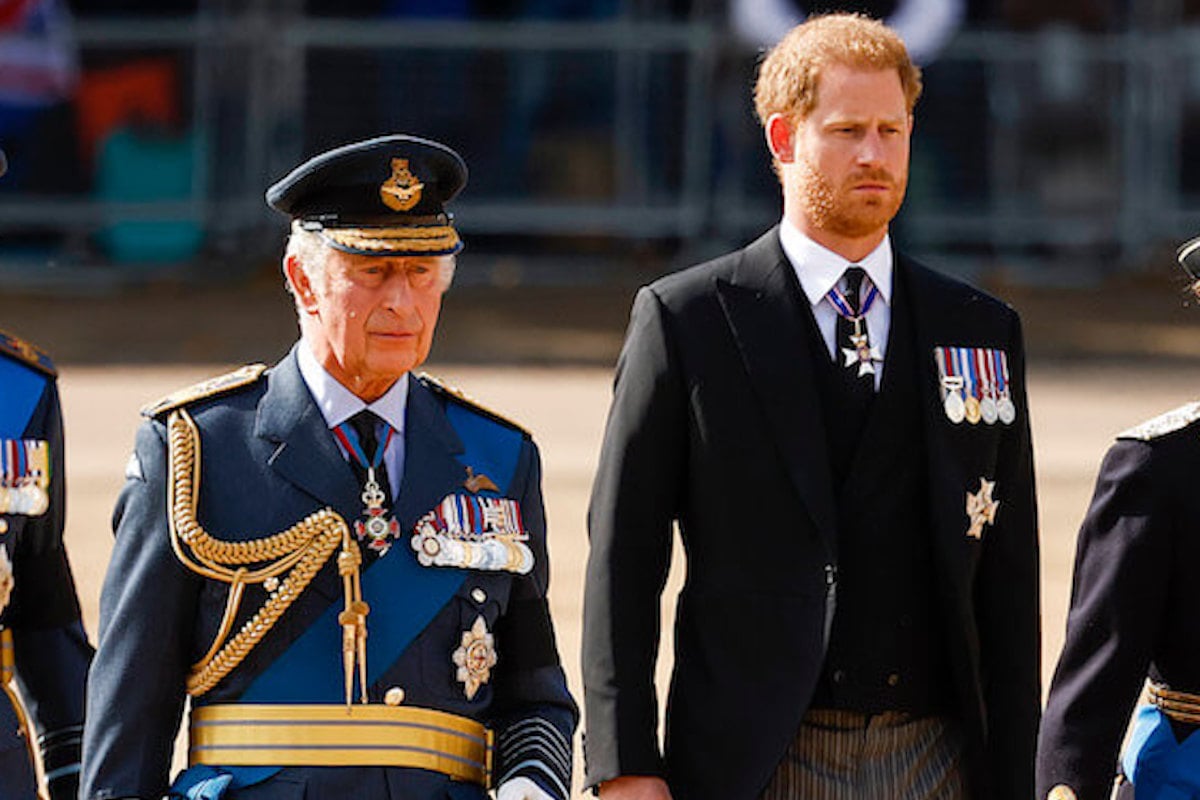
[758,710,969,800]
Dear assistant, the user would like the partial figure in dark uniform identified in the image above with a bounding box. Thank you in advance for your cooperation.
[0,148,92,800]
[1036,237,1200,800]
[81,135,577,800]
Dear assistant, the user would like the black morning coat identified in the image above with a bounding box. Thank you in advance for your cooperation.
[582,227,1041,800]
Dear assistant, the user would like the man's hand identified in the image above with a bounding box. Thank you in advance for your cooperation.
[496,776,556,800]
[598,776,673,800]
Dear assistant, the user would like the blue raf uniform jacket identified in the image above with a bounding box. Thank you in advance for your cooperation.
[82,348,577,800]
[0,331,92,800]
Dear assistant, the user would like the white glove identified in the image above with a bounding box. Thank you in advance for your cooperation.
[496,776,557,800]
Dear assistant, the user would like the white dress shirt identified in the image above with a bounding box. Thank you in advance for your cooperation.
[779,218,894,390]
[296,340,407,499]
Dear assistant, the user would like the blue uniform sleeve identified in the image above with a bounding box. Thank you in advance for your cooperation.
[1037,438,1170,800]
[489,438,578,799]
[82,420,203,800]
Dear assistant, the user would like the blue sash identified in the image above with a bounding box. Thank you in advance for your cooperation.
[0,358,45,438]
[171,401,525,798]
[1121,705,1200,799]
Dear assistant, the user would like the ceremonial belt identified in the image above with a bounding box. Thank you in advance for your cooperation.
[1148,682,1200,725]
[189,704,493,786]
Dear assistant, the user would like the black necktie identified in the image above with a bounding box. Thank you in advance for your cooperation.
[835,266,876,398]
[348,410,394,511]
[833,267,874,460]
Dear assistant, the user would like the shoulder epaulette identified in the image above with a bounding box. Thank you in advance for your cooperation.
[0,328,55,376]
[141,364,268,418]
[418,372,529,436]
[1118,401,1200,442]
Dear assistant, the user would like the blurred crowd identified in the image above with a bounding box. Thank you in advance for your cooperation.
[0,0,1191,269]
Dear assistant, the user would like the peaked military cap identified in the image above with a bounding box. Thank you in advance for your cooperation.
[267,134,467,257]
[1179,234,1200,281]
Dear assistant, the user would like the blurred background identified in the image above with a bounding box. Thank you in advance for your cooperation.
[4,0,1200,330]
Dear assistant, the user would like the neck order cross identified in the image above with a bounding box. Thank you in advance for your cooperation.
[827,266,882,378]
[334,411,399,555]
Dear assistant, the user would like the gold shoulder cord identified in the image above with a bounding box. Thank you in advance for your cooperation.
[1,628,47,800]
[167,410,369,705]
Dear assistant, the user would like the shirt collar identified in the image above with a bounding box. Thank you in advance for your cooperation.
[778,218,894,309]
[296,338,408,435]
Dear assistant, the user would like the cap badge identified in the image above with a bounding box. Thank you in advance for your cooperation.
[380,158,423,212]
[453,615,497,700]
[966,477,999,540]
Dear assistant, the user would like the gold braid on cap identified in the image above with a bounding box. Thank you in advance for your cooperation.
[323,225,460,253]
[167,410,368,703]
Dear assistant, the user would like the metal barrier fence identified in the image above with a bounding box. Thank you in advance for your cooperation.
[1,12,1198,285]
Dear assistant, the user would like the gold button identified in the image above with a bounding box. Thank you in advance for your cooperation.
[886,673,900,687]
[471,588,486,604]
[384,687,405,706]
[0,519,7,534]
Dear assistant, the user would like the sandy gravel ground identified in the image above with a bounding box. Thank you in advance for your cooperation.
[49,358,1200,789]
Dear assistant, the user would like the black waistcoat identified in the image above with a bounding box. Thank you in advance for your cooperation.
[803,269,950,715]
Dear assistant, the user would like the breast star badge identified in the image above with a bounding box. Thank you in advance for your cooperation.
[453,615,497,700]
[965,478,999,540]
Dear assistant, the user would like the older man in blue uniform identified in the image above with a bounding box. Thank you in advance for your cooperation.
[81,135,577,800]
[0,148,92,800]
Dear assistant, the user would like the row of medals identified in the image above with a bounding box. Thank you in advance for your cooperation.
[0,484,49,516]
[942,376,1015,426]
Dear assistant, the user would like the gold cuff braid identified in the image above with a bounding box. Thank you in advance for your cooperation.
[167,410,358,698]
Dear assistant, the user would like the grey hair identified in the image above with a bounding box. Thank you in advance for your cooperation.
[283,220,457,293]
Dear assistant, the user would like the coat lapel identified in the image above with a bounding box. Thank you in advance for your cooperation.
[715,227,837,554]
[903,257,976,596]
[251,357,467,607]
[254,348,362,521]
[395,377,467,533]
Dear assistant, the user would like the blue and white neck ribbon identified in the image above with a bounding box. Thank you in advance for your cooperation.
[826,282,881,377]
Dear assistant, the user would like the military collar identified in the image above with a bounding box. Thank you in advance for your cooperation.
[296,338,409,436]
